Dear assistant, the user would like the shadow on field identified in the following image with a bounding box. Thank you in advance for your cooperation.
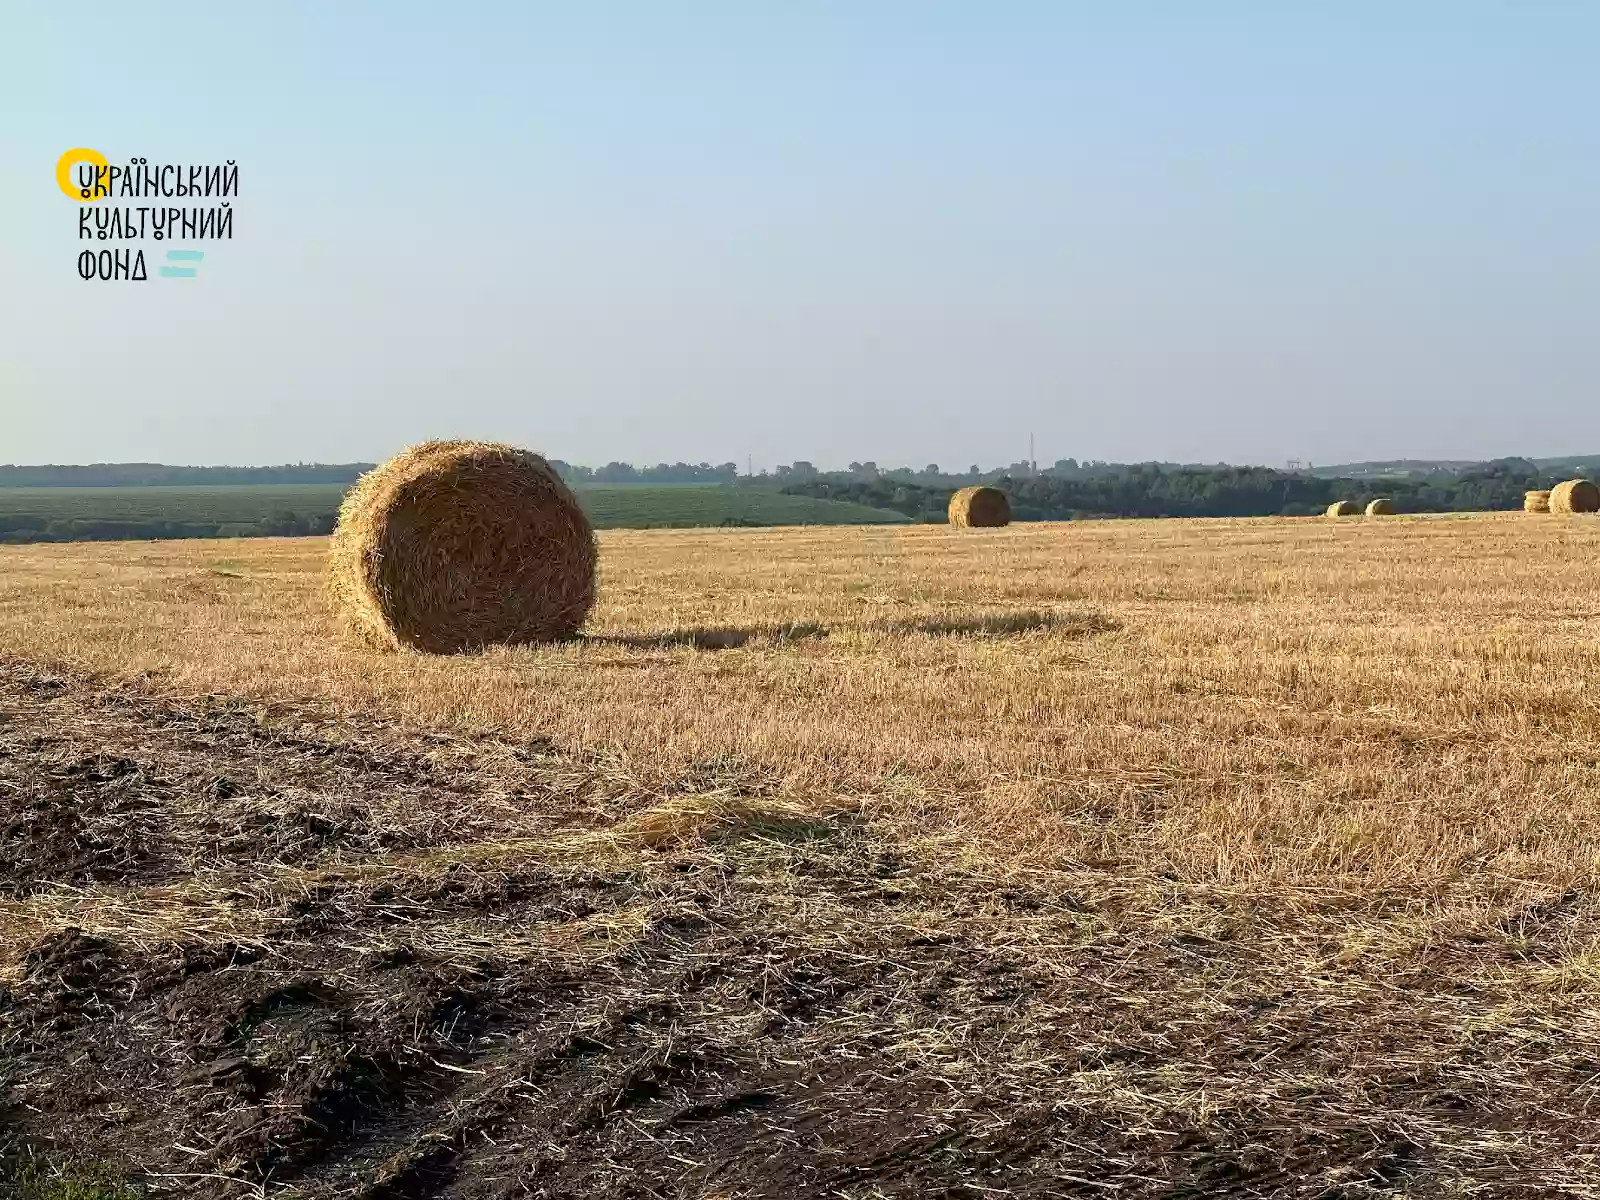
[591,610,1118,652]
[874,608,1119,639]
[589,622,830,652]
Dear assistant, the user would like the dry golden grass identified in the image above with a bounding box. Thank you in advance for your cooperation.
[11,514,1600,1192]
[5,513,1600,895]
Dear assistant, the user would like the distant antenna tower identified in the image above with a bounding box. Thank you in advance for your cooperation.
[1029,433,1036,476]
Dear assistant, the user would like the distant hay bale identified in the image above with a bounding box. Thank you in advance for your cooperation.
[1524,489,1552,513]
[1325,500,1358,517]
[1364,498,1395,516]
[1549,479,1600,514]
[327,440,597,653]
[948,485,1011,528]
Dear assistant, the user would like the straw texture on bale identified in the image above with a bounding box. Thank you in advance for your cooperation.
[1365,498,1395,516]
[948,486,1011,528]
[1524,490,1552,513]
[1325,500,1359,517]
[327,440,597,653]
[1549,479,1600,514]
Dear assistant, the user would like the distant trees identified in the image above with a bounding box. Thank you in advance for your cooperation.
[0,509,339,544]
[0,463,373,487]
[782,458,1555,522]
[548,461,738,484]
[0,454,1582,542]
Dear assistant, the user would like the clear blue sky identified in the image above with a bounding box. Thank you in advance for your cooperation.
[1,2,1595,469]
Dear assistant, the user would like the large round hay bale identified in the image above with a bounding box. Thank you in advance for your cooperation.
[1364,498,1395,516]
[1550,479,1600,514]
[1525,489,1552,513]
[948,485,1011,528]
[327,440,597,653]
[1325,500,1358,517]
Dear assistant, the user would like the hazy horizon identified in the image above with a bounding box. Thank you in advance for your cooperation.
[4,3,1597,472]
[1,447,1592,475]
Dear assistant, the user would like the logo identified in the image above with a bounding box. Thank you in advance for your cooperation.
[160,250,204,278]
[56,148,110,201]
[58,148,237,282]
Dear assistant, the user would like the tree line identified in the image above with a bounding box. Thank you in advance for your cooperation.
[783,459,1561,521]
[0,511,337,545]
[549,461,740,483]
[0,464,375,487]
[0,461,749,487]
[0,456,1584,543]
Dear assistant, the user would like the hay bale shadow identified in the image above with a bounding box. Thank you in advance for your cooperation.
[589,622,830,653]
[877,609,1117,639]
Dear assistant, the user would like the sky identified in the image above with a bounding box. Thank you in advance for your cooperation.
[1,2,1596,471]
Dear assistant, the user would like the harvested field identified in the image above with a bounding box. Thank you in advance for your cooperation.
[6,515,1600,1196]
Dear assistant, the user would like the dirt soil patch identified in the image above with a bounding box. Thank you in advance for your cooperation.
[3,663,1600,1197]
